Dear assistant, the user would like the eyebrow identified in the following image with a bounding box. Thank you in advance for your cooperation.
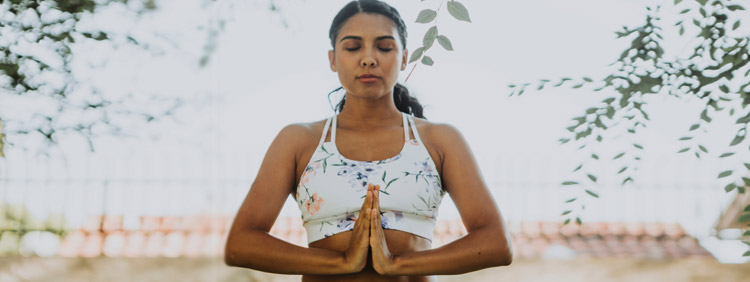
[339,35,396,43]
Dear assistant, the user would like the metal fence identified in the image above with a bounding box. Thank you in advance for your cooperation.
[0,147,737,256]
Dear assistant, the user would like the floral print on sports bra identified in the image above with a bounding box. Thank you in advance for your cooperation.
[295,112,445,243]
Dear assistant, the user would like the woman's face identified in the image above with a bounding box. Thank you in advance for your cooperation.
[328,13,408,100]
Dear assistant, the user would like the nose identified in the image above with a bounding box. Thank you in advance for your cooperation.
[361,55,377,68]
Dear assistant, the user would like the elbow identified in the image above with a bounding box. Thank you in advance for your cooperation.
[224,240,236,267]
[491,245,513,267]
[501,238,514,266]
[499,247,513,266]
[224,234,242,267]
[492,233,514,267]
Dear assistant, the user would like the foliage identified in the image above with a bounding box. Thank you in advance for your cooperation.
[0,0,182,157]
[507,0,750,255]
[0,203,68,255]
[406,0,471,81]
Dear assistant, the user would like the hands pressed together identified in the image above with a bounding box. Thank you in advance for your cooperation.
[343,183,397,275]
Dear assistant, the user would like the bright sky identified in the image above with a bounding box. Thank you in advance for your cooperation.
[2,0,749,262]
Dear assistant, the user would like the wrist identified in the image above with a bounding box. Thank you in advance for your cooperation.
[341,251,364,274]
[380,254,402,276]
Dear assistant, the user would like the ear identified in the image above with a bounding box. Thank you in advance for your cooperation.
[401,49,408,71]
[328,50,337,72]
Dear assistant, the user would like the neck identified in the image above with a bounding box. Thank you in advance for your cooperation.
[337,92,403,127]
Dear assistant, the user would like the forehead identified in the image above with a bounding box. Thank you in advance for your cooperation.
[337,13,399,42]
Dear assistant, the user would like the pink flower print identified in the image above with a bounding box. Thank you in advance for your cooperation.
[408,139,419,146]
[305,193,324,215]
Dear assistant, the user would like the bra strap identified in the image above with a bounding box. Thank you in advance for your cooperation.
[402,112,409,142]
[317,115,333,149]
[406,114,423,144]
[331,113,338,144]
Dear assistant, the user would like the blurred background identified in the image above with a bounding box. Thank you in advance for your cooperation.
[1,0,750,281]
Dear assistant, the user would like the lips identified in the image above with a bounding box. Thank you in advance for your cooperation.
[357,74,380,83]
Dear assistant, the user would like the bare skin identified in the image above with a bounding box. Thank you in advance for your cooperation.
[224,13,513,281]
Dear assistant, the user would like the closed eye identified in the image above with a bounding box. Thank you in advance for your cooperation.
[344,47,393,52]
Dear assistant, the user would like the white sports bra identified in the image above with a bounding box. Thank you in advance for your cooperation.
[295,112,445,243]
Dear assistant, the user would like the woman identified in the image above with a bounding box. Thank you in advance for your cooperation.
[224,0,513,280]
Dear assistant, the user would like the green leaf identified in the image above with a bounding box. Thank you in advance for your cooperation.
[744,205,750,212]
[745,163,750,170]
[576,217,582,225]
[423,26,438,49]
[698,145,708,153]
[446,1,472,22]
[678,148,690,153]
[564,218,571,225]
[382,171,386,182]
[725,183,736,192]
[730,135,745,146]
[585,190,599,198]
[617,167,628,174]
[740,214,750,222]
[718,170,733,178]
[727,4,745,11]
[674,0,683,5]
[603,97,615,104]
[436,35,454,51]
[689,124,700,131]
[720,152,735,158]
[409,47,425,63]
[743,251,750,257]
[416,9,438,23]
[701,109,712,122]
[421,55,434,66]
[733,21,741,31]
[565,198,577,203]
[679,136,693,141]
[614,152,625,160]
[719,85,730,93]
[587,174,598,183]
[679,25,685,36]
[591,154,599,160]
[573,164,583,172]
[561,210,572,216]
[386,177,399,189]
[583,77,593,82]
[633,143,644,149]
[743,177,750,186]
[622,177,633,185]
[562,181,578,185]
[679,8,690,14]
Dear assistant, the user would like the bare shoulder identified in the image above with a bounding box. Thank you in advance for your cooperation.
[273,118,331,169]
[412,117,465,148]
[276,118,329,152]
[411,117,468,168]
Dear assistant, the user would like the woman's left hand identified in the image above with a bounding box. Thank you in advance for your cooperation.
[370,189,398,275]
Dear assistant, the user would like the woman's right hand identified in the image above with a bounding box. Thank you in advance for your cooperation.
[342,184,376,273]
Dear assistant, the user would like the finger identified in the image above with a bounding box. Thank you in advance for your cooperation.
[358,191,373,227]
[374,189,380,212]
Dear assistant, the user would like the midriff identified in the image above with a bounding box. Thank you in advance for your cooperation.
[301,229,436,282]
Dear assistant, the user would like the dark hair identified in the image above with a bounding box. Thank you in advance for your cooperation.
[328,0,426,119]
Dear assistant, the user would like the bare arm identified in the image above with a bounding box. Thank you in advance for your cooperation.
[372,123,513,275]
[223,124,372,275]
